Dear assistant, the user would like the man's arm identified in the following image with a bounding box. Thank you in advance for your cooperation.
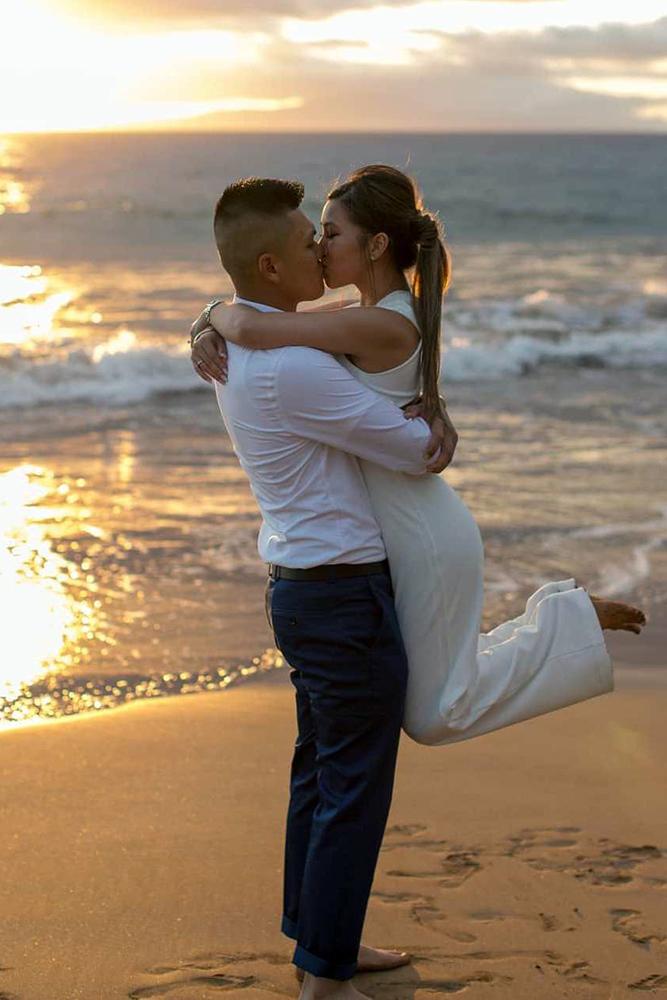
[274,347,433,476]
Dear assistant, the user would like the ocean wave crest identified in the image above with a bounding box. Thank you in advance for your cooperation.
[1,325,665,409]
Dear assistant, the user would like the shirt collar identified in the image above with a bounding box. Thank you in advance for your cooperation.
[232,293,284,313]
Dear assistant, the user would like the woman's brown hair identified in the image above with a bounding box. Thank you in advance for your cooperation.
[327,164,451,420]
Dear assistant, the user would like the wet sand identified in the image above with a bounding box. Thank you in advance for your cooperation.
[0,628,665,1000]
[3,377,666,726]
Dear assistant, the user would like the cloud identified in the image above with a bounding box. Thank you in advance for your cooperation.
[60,0,427,26]
[150,12,667,130]
[61,0,629,29]
[163,31,664,132]
[434,16,667,71]
[421,17,667,116]
[49,2,667,130]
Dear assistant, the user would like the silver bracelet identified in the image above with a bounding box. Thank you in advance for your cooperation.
[191,327,214,349]
[189,298,224,348]
[203,297,225,327]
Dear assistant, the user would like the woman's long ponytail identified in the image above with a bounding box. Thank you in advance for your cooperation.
[412,213,450,420]
[328,165,450,420]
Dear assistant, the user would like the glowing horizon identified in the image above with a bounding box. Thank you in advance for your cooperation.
[0,97,305,136]
[1,0,666,133]
[1,1,298,133]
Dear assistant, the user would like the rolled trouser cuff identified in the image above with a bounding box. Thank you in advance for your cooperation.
[281,914,299,939]
[292,942,358,981]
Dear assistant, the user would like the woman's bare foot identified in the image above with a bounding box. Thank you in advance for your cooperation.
[298,972,371,1000]
[295,945,411,984]
[589,595,647,634]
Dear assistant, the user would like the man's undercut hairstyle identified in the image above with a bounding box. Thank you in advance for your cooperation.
[213,177,305,282]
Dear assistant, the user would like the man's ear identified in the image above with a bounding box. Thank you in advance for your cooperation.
[257,252,280,284]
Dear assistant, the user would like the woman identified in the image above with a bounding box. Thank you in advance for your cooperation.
[191,164,646,746]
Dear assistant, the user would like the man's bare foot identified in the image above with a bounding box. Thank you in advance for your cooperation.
[298,971,371,1000]
[589,595,647,635]
[295,945,411,984]
[355,944,411,972]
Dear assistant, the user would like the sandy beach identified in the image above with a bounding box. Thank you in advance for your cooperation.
[1,627,665,1000]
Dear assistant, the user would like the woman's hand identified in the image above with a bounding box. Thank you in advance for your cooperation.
[423,412,458,473]
[402,396,458,473]
[190,317,228,384]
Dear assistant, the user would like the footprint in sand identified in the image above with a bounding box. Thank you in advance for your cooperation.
[468,908,577,934]
[543,954,607,985]
[370,968,512,994]
[385,823,429,838]
[385,848,482,889]
[498,827,666,889]
[629,974,667,991]
[409,903,478,942]
[376,822,665,994]
[129,951,291,999]
[381,824,452,854]
[372,888,478,941]
[609,908,667,949]
[401,947,607,988]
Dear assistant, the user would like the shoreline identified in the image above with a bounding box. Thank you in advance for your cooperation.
[1,618,664,737]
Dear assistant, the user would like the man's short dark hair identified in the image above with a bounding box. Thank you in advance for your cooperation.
[213,177,305,282]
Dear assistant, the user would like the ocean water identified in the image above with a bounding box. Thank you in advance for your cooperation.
[1,132,665,726]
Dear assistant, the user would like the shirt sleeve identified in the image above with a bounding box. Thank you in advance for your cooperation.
[274,347,431,475]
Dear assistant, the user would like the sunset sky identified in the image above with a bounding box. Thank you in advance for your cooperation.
[3,0,667,133]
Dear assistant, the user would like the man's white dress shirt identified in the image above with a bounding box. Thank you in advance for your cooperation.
[213,295,432,568]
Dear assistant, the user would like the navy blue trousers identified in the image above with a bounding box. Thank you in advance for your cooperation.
[265,570,409,981]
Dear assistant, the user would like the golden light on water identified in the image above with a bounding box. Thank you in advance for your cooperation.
[91,328,137,362]
[0,465,98,701]
[0,457,286,727]
[0,180,31,215]
[0,264,44,305]
[0,264,78,347]
[0,139,33,213]
[113,430,137,485]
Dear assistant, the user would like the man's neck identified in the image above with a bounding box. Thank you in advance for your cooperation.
[233,285,297,312]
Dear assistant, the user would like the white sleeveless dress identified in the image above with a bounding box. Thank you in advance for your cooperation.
[338,290,613,746]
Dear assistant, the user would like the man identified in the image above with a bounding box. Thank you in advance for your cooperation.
[189,177,455,1000]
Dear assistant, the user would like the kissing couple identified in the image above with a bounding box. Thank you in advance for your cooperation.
[189,164,646,999]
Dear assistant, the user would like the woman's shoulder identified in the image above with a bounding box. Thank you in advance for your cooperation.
[374,290,418,325]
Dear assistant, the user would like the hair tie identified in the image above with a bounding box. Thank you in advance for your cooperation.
[413,212,440,246]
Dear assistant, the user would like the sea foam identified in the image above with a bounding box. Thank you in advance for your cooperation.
[1,326,666,408]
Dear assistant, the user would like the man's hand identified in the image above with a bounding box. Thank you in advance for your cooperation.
[402,397,458,473]
[189,311,228,384]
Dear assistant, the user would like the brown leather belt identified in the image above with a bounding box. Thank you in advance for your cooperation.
[268,559,389,581]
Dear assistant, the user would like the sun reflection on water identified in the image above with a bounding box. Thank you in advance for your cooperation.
[114,430,137,485]
[0,460,286,728]
[0,465,98,701]
[0,138,33,214]
[0,263,83,348]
